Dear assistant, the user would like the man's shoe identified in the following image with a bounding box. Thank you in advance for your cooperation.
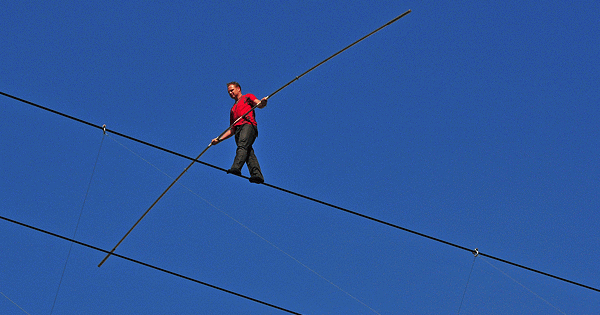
[249,176,264,184]
[227,168,241,175]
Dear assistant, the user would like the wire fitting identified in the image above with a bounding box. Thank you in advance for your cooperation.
[473,248,479,257]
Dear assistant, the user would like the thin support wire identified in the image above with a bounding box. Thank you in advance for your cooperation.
[480,256,567,315]
[1,292,31,315]
[457,252,477,314]
[50,133,105,314]
[106,133,381,315]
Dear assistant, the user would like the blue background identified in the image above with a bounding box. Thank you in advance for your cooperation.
[1,1,599,314]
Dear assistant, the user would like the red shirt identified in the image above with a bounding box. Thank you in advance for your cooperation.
[230,94,258,129]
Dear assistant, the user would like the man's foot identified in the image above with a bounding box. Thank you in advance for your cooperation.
[249,176,264,184]
[227,168,241,175]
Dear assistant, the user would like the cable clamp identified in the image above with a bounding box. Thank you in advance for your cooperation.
[102,124,106,134]
[473,248,479,257]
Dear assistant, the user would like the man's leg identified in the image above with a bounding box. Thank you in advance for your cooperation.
[229,124,255,175]
[246,146,264,183]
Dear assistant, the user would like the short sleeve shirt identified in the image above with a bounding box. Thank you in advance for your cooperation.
[230,94,258,128]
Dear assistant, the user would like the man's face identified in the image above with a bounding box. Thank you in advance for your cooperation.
[227,84,241,100]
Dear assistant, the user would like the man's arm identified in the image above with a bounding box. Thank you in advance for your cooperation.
[211,128,233,145]
[254,97,268,108]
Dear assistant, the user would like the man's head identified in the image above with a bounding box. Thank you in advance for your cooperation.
[227,82,242,100]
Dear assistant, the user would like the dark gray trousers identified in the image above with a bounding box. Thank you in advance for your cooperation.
[231,124,263,179]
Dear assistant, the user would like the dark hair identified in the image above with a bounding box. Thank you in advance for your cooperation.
[227,81,240,89]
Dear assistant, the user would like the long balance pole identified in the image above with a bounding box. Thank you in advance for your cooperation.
[98,9,411,267]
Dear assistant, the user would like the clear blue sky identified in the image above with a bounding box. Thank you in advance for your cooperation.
[1,1,599,314]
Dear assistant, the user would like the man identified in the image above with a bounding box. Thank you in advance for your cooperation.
[211,82,267,184]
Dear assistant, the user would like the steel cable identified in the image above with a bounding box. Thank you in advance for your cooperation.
[1,89,599,293]
[0,215,302,315]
